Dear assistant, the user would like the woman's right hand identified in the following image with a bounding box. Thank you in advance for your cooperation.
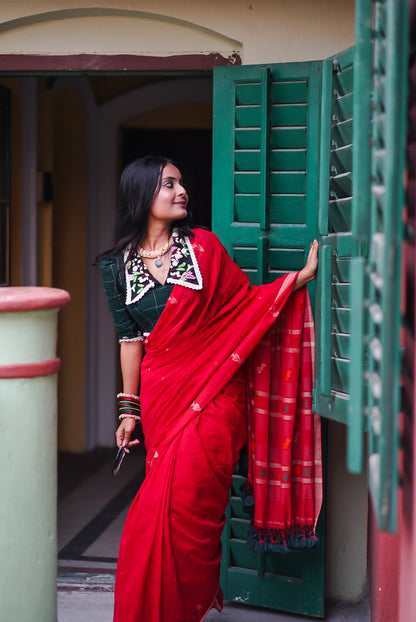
[293,239,319,291]
[116,418,141,451]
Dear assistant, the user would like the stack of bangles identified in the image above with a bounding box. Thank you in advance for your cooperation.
[117,392,141,422]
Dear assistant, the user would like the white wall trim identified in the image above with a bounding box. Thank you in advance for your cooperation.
[0,8,242,50]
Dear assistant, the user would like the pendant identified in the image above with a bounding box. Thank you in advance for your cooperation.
[155,258,163,268]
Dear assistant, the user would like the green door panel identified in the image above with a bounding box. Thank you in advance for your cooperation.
[213,61,325,618]
[220,467,326,617]
[213,62,321,288]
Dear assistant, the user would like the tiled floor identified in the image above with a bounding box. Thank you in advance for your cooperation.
[58,447,145,564]
[57,449,369,622]
[58,590,369,622]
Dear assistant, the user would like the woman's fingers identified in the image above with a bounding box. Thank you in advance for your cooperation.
[116,419,137,448]
[306,240,319,274]
[123,438,141,454]
[309,239,318,256]
[128,439,141,447]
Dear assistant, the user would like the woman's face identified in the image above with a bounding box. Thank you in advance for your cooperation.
[148,163,189,225]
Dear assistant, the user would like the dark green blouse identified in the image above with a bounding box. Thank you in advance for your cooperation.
[99,232,203,342]
[99,253,174,340]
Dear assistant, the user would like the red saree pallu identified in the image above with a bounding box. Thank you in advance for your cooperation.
[113,229,322,622]
[243,290,322,552]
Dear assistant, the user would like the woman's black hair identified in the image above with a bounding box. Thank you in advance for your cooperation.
[99,155,192,261]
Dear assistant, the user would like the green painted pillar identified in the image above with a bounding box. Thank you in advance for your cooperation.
[0,287,70,622]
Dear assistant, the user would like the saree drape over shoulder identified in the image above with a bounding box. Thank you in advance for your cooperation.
[107,229,322,622]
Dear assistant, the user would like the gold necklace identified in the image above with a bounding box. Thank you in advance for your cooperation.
[137,235,174,267]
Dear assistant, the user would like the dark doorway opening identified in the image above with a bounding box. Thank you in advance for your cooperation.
[121,128,212,230]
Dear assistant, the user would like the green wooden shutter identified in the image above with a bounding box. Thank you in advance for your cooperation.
[314,0,408,534]
[212,62,321,288]
[363,0,409,532]
[313,49,357,435]
[213,62,325,618]
[313,37,372,478]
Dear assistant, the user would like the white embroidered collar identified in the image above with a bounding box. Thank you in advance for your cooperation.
[124,231,203,305]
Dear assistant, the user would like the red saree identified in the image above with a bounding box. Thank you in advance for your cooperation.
[113,229,321,622]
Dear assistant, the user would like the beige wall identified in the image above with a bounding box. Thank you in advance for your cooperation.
[53,89,87,452]
[0,0,355,64]
[326,422,368,601]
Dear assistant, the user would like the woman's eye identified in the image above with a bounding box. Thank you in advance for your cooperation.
[164,181,173,188]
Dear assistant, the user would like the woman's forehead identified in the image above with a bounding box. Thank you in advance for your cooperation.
[162,163,182,179]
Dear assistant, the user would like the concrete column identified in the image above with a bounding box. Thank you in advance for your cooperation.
[20,77,38,285]
[0,287,70,622]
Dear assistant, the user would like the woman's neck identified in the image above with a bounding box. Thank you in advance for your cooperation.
[141,223,172,251]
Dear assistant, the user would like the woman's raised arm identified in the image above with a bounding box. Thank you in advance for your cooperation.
[293,239,319,291]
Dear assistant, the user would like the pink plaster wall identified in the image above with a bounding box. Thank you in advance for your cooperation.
[398,2,416,619]
[368,502,400,622]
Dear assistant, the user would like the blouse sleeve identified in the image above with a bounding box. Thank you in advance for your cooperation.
[99,255,145,342]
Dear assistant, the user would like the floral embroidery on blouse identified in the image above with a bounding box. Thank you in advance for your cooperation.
[124,253,155,305]
[124,230,203,305]
[166,231,203,290]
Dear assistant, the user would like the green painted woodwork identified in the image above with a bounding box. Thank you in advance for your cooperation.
[363,0,409,533]
[314,0,408,530]
[342,0,374,476]
[352,0,373,244]
[213,62,321,290]
[314,48,356,428]
[348,256,366,469]
[213,61,324,618]
[220,468,326,617]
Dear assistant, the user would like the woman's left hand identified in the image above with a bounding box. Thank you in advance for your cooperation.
[116,418,141,452]
[293,239,319,291]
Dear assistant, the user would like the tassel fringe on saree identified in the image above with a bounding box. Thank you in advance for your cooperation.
[113,229,322,622]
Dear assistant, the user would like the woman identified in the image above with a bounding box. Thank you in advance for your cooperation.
[99,155,321,622]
